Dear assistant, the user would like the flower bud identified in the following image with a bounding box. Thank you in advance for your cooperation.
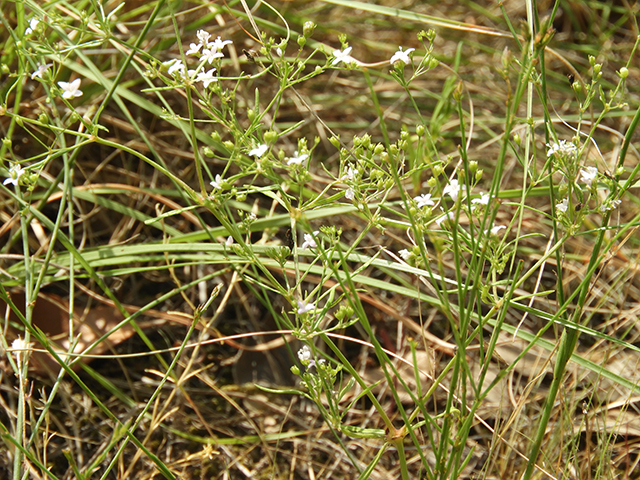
[211,131,221,142]
[374,144,385,155]
[329,136,341,148]
[303,21,316,38]
[297,36,306,48]
[416,124,425,137]
[203,147,214,157]
[264,130,278,144]
[619,67,629,79]
[223,140,234,150]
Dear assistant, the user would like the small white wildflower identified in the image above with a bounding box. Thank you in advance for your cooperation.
[435,210,454,227]
[298,345,312,362]
[249,144,268,158]
[4,164,25,186]
[207,36,233,53]
[340,166,357,181]
[31,63,51,80]
[196,68,217,88]
[345,188,355,200]
[297,300,315,315]
[25,18,39,35]
[443,179,462,201]
[471,192,490,205]
[247,212,257,221]
[225,236,233,246]
[580,166,598,187]
[398,249,411,260]
[414,193,434,208]
[58,79,83,99]
[556,198,569,213]
[489,225,506,236]
[287,151,309,166]
[600,199,622,212]
[166,59,186,75]
[200,48,224,64]
[390,46,415,65]
[186,42,202,55]
[301,231,319,249]
[332,46,356,65]
[196,30,211,45]
[547,140,577,158]
[276,47,283,57]
[210,174,223,189]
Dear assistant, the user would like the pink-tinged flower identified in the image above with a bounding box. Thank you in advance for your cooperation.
[580,166,598,187]
[297,300,315,314]
[249,144,268,158]
[301,231,319,249]
[414,193,434,208]
[3,164,25,186]
[58,79,83,99]
[390,46,415,65]
[332,46,356,65]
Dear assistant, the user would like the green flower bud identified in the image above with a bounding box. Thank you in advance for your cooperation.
[303,21,316,38]
[2,137,11,149]
[297,36,306,48]
[374,144,385,155]
[211,131,221,142]
[469,160,478,174]
[290,365,301,376]
[203,147,214,157]
[427,177,437,189]
[475,169,483,182]
[329,136,341,148]
[513,132,521,146]
[416,124,425,137]
[247,109,255,121]
[380,152,389,163]
[223,140,234,150]
[38,113,48,124]
[619,67,629,79]
[389,144,398,155]
[433,164,444,176]
[15,116,23,127]
[400,130,409,141]
[264,130,278,144]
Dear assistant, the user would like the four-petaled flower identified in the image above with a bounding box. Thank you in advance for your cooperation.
[200,48,224,64]
[398,249,411,260]
[186,42,202,55]
[547,140,577,158]
[471,192,490,205]
[556,198,569,213]
[210,174,223,189]
[414,193,434,208]
[390,46,415,65]
[287,151,309,166]
[196,68,217,88]
[58,79,83,99]
[3,164,25,186]
[25,18,39,35]
[31,63,51,80]
[332,46,356,65]
[297,300,315,315]
[580,166,598,187]
[249,144,268,158]
[443,179,462,201]
[301,231,319,249]
[208,36,233,53]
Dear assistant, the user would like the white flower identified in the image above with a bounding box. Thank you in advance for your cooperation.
[332,46,356,65]
[345,188,355,200]
[11,337,31,362]
[31,63,51,80]
[197,29,212,45]
[298,345,312,362]
[471,192,490,205]
[443,179,462,201]
[547,140,577,158]
[600,199,621,212]
[489,225,506,236]
[247,212,257,221]
[249,144,268,158]
[25,18,39,35]
[276,47,283,57]
[200,48,224,64]
[196,68,217,87]
[210,174,223,189]
[186,42,202,55]
[165,59,186,75]
[340,166,357,181]
[3,164,25,186]
[556,198,569,213]
[225,236,233,245]
[297,300,315,315]
[287,151,309,166]
[414,193,434,208]
[580,166,598,187]
[390,46,415,65]
[301,231,319,249]
[398,249,411,260]
[207,36,233,53]
[435,210,454,227]
[58,79,83,99]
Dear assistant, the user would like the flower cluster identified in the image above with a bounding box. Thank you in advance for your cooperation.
[547,140,577,158]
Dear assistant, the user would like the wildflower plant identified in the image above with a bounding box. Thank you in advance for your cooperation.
[1,2,640,480]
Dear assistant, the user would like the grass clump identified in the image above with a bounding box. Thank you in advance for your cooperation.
[1,0,640,479]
